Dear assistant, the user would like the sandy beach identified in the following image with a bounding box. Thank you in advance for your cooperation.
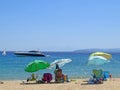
[0,78,120,90]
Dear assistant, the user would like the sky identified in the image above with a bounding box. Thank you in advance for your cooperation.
[0,0,120,51]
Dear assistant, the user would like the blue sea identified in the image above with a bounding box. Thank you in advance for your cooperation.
[0,51,120,80]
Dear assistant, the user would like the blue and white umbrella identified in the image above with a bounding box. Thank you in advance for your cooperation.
[49,58,72,69]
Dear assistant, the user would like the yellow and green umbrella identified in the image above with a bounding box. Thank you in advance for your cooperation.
[88,52,112,66]
[25,60,50,72]
[90,52,112,60]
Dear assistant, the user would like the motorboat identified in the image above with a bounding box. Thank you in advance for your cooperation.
[14,50,45,57]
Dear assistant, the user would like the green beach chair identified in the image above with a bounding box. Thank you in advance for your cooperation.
[93,69,103,78]
[92,69,103,84]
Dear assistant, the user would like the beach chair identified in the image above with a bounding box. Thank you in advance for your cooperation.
[92,69,104,84]
[103,71,110,81]
[93,69,103,78]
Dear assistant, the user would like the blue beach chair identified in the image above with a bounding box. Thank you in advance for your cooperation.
[103,71,110,81]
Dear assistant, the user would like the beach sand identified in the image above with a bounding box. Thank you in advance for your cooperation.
[0,78,120,90]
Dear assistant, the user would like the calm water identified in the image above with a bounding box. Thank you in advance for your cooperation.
[0,52,120,80]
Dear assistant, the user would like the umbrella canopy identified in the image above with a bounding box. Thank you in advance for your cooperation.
[88,56,110,65]
[25,60,50,72]
[90,52,112,60]
[49,58,72,69]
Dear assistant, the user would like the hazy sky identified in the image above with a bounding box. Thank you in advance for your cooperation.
[0,0,120,51]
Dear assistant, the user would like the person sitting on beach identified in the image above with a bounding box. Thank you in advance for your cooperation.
[54,64,65,83]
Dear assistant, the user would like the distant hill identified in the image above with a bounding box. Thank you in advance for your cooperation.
[74,48,120,53]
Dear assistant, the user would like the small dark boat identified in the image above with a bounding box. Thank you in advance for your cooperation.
[14,51,45,57]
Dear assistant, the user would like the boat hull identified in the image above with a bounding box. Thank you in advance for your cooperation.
[14,52,45,57]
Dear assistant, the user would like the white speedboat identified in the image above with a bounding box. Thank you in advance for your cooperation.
[14,51,45,57]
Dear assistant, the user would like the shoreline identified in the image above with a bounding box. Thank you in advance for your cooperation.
[0,78,120,90]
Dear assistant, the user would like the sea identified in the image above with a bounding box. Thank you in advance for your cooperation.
[0,51,120,80]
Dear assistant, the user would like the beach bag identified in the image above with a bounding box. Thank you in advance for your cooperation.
[43,73,52,83]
